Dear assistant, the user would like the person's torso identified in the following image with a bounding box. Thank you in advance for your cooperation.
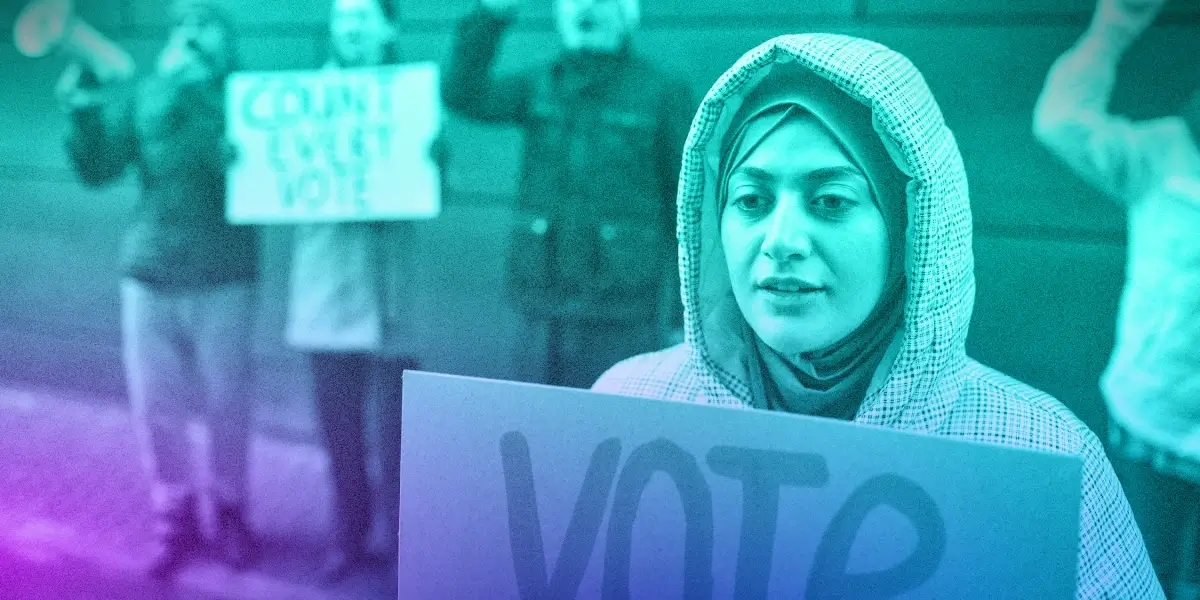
[286,220,417,354]
[122,76,259,288]
[1103,172,1200,438]
[507,55,676,318]
[132,77,228,225]
[283,59,423,353]
[517,55,668,224]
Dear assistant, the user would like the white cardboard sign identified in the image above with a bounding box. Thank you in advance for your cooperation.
[225,63,441,224]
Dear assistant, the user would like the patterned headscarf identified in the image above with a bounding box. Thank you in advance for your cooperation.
[714,63,909,418]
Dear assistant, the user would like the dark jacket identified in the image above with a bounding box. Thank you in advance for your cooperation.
[65,74,258,290]
[441,8,693,323]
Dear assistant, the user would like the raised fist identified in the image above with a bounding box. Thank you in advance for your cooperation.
[1087,0,1169,50]
[55,62,106,113]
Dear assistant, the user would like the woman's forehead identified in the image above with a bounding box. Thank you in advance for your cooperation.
[736,115,858,174]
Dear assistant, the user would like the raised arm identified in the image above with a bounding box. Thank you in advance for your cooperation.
[58,63,137,188]
[1031,0,1179,204]
[440,0,534,125]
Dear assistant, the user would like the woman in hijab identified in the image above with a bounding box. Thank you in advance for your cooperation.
[593,34,1163,599]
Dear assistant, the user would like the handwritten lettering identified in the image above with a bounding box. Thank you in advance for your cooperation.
[501,432,621,600]
[604,439,713,600]
[706,446,830,600]
[240,75,394,129]
[499,432,946,599]
[807,474,946,599]
[239,71,398,217]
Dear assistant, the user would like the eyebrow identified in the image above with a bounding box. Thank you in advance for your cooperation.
[731,165,867,184]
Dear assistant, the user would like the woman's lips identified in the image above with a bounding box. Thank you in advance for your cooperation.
[758,276,823,293]
[757,284,826,311]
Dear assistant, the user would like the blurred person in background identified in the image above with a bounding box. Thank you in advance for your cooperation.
[1033,0,1200,595]
[441,0,694,389]
[284,0,444,585]
[55,0,259,579]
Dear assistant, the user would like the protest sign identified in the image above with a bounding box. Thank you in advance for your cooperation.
[224,63,440,224]
[398,372,1081,599]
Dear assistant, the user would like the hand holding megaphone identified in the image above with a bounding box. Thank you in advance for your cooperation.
[15,0,136,112]
[15,0,135,81]
[54,61,106,113]
[1086,0,1169,51]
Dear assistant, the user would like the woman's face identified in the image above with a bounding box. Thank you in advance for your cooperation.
[721,115,892,356]
[330,0,394,67]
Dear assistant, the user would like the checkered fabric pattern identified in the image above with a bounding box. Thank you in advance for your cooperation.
[593,34,1164,599]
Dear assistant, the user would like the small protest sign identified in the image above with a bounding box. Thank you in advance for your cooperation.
[225,63,440,224]
[397,372,1082,599]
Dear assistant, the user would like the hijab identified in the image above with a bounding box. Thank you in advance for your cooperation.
[717,64,909,419]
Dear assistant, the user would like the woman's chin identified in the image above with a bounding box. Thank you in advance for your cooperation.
[751,319,833,358]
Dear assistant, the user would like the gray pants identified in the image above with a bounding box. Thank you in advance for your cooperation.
[120,279,256,513]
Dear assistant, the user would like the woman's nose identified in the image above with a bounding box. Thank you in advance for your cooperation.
[760,195,814,261]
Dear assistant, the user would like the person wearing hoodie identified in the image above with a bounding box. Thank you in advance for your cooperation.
[441,0,694,388]
[593,33,1165,599]
[284,0,443,584]
[55,0,259,579]
[1033,0,1200,595]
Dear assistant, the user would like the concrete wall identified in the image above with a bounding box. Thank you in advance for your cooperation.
[1,0,1198,438]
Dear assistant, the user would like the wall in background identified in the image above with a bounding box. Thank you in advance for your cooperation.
[1,0,1198,438]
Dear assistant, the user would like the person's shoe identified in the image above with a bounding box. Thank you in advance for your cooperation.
[147,498,203,579]
[319,546,367,585]
[214,502,260,570]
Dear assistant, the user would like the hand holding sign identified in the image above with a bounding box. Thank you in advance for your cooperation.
[222,139,239,168]
[427,135,448,168]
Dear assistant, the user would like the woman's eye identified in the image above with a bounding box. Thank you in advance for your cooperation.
[732,193,768,211]
[813,194,854,214]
